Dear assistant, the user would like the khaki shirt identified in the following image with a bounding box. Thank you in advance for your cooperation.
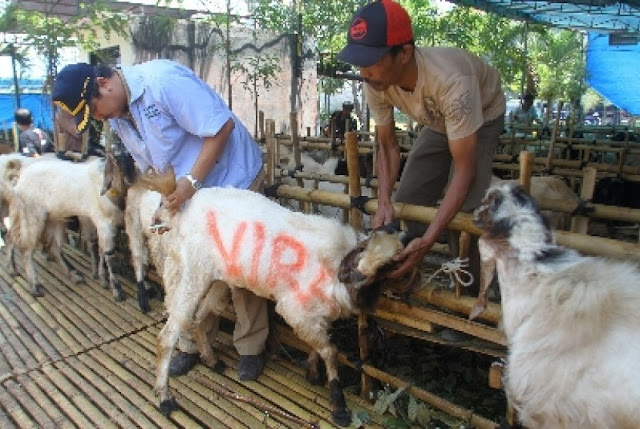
[365,47,506,140]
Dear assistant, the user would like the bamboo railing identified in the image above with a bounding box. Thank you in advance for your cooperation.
[261,114,640,428]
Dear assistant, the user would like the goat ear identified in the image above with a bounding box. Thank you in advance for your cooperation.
[337,245,366,284]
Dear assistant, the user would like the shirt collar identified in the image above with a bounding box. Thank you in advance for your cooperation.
[115,65,144,104]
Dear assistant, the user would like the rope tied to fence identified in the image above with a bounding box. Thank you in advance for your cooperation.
[350,195,370,213]
[425,257,474,288]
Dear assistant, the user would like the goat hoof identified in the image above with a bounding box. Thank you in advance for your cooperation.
[305,368,323,386]
[32,285,45,297]
[213,361,227,374]
[71,271,84,285]
[138,298,150,313]
[159,398,178,416]
[331,408,351,427]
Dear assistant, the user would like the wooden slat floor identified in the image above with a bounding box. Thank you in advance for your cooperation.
[0,244,388,428]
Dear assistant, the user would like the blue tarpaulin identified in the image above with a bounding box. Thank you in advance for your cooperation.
[0,93,53,131]
[586,32,640,115]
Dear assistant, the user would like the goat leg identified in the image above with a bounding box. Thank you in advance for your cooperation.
[104,248,124,302]
[156,318,181,416]
[303,350,323,385]
[137,281,150,313]
[24,249,44,297]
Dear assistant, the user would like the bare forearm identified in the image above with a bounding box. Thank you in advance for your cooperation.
[189,118,234,180]
[419,170,474,249]
[377,143,400,203]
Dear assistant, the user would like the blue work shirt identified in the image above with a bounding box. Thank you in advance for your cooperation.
[109,60,262,189]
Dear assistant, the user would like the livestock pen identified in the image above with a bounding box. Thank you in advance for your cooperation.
[0,119,638,428]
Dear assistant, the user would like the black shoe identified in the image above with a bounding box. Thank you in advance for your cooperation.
[169,352,199,376]
[238,354,265,381]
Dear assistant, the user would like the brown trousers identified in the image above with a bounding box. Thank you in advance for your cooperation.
[394,115,504,292]
[178,168,269,356]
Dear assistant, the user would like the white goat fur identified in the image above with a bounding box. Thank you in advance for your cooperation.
[126,183,407,423]
[9,157,124,298]
[474,183,640,428]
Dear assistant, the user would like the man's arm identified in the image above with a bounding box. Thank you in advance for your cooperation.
[391,133,478,276]
[164,118,235,214]
[373,123,402,228]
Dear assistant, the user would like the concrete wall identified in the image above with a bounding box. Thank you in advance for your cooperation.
[83,19,318,137]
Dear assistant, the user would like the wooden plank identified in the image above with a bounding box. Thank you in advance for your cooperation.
[4,377,56,428]
[54,360,136,428]
[62,246,165,326]
[110,336,234,428]
[30,369,93,428]
[78,351,177,428]
[68,355,157,428]
[15,374,73,429]
[0,311,28,374]
[31,255,125,341]
[0,382,35,428]
[0,269,75,359]
[3,272,88,353]
[41,364,117,428]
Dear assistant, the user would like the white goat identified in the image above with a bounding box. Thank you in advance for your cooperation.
[129,183,418,426]
[8,156,130,300]
[471,183,640,428]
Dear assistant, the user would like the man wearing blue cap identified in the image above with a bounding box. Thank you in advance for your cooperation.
[339,0,505,296]
[53,60,269,381]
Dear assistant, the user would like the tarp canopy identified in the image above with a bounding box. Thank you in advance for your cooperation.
[446,1,640,34]
[586,31,640,114]
[0,93,53,131]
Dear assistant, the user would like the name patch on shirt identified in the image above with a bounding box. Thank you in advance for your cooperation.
[143,104,161,119]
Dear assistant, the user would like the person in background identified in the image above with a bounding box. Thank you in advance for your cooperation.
[509,93,538,131]
[338,0,506,298]
[52,60,269,381]
[324,101,359,139]
[54,109,85,160]
[14,108,53,157]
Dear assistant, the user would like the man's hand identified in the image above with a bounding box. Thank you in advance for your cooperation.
[164,177,196,216]
[390,236,430,278]
[373,201,395,229]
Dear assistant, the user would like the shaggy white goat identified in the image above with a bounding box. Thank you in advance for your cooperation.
[135,185,418,426]
[472,183,640,428]
[8,155,131,300]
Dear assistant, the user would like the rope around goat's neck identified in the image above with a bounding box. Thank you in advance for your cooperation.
[425,257,474,288]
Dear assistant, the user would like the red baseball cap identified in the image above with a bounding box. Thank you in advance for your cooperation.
[338,0,413,67]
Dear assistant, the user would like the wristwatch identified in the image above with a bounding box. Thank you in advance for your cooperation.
[183,174,202,191]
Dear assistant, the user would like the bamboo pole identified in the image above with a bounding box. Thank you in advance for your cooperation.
[265,119,276,186]
[571,167,597,233]
[290,112,304,189]
[545,101,563,171]
[519,151,534,192]
[258,110,265,142]
[345,131,363,231]
[273,185,640,263]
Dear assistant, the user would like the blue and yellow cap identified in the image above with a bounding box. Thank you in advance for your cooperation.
[52,63,95,134]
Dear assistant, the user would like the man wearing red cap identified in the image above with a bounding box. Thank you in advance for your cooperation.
[339,0,505,295]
